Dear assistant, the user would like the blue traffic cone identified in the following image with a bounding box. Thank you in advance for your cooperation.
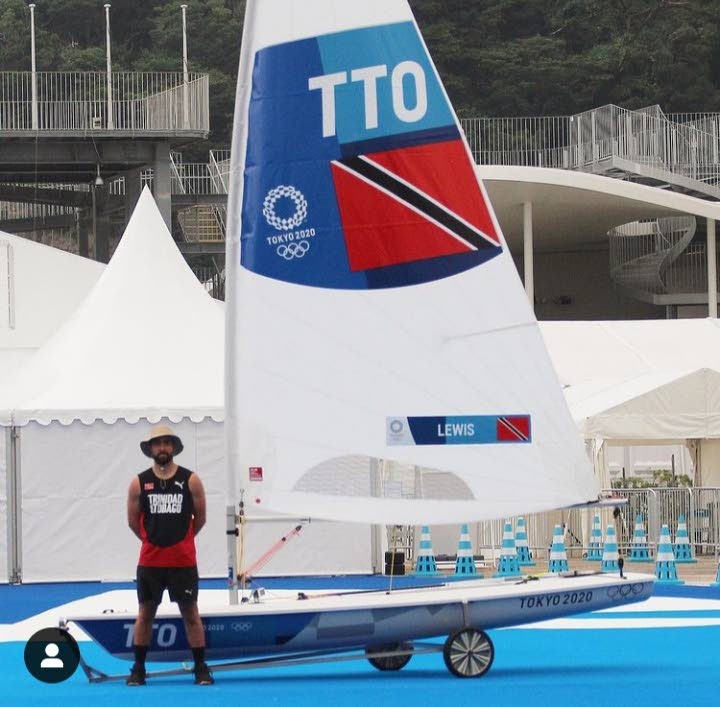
[451,524,482,579]
[515,517,535,566]
[655,524,684,584]
[600,524,619,572]
[493,521,523,578]
[587,514,603,560]
[412,526,443,577]
[548,524,569,573]
[629,514,650,562]
[711,560,720,588]
[673,515,696,563]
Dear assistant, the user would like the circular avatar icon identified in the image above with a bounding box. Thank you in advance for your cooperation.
[24,627,80,683]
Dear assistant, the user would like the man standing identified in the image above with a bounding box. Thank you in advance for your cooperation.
[126,425,214,686]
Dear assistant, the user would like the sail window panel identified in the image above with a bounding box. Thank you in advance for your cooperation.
[293,455,473,500]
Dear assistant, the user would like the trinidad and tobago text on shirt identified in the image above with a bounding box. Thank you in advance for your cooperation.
[240,21,503,290]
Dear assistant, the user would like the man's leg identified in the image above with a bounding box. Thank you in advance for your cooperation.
[178,601,205,648]
[179,602,213,685]
[170,566,213,684]
[134,600,159,646]
[128,565,162,685]
[126,601,158,685]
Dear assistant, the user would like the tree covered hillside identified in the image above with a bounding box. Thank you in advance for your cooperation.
[2,0,720,149]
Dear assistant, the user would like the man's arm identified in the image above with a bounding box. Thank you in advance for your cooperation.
[127,476,142,540]
[189,473,207,535]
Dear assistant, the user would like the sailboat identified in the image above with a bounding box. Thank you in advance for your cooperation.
[67,0,653,680]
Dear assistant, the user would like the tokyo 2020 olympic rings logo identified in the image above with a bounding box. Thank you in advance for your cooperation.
[263,185,308,231]
[277,241,310,260]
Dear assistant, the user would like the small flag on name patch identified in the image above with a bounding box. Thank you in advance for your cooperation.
[144,482,154,490]
[496,415,531,442]
[249,466,263,481]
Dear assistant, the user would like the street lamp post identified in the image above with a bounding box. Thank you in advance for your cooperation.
[181,4,189,128]
[104,4,113,129]
[29,3,38,130]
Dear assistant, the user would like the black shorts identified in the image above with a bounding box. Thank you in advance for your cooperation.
[136,565,199,606]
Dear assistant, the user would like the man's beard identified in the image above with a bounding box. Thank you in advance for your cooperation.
[153,452,173,466]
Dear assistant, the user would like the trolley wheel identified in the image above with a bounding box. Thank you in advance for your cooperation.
[365,642,413,671]
[443,628,494,678]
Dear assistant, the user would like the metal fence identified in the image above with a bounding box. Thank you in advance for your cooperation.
[193,265,225,299]
[460,104,720,187]
[467,487,720,567]
[0,71,209,133]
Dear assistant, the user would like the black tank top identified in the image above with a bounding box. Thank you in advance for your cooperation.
[138,466,194,547]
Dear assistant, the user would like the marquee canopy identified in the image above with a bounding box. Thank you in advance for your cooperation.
[0,188,224,427]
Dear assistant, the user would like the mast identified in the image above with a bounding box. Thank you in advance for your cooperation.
[224,0,259,605]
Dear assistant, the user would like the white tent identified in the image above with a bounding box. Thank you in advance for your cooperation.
[565,368,720,442]
[0,189,372,582]
[540,321,720,487]
[0,231,104,383]
[539,318,720,386]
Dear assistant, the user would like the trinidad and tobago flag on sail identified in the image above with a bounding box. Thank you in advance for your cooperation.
[240,21,502,290]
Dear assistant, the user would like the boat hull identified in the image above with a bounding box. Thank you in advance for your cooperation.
[67,572,653,663]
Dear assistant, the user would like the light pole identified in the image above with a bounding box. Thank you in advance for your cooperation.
[29,3,38,130]
[104,4,113,129]
[181,4,189,128]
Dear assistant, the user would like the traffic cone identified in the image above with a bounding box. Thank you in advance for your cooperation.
[655,524,684,584]
[515,517,535,566]
[493,521,523,578]
[673,515,696,563]
[451,524,482,579]
[587,514,603,560]
[628,514,650,562]
[600,524,619,572]
[412,526,443,577]
[548,524,569,573]
[711,559,720,588]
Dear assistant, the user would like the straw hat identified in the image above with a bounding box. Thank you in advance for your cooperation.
[140,425,184,458]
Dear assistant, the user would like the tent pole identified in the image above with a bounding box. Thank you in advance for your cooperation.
[5,426,22,584]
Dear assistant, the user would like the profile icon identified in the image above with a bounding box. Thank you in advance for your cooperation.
[40,643,64,669]
[24,627,80,683]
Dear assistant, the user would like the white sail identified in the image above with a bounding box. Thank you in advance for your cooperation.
[225,0,597,524]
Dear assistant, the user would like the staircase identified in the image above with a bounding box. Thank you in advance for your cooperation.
[171,152,225,244]
[609,216,697,302]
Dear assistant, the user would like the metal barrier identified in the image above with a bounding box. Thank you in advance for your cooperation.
[692,487,720,556]
[0,71,209,133]
[470,486,718,564]
[460,104,720,192]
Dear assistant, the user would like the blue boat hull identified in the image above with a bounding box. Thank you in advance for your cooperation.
[69,573,654,663]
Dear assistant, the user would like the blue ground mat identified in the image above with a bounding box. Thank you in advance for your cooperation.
[4,625,718,707]
[2,579,718,706]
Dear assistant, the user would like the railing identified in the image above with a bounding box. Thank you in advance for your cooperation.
[663,243,720,294]
[460,104,720,188]
[0,71,209,133]
[193,265,225,299]
[177,205,224,242]
[0,184,79,221]
[471,487,719,563]
[608,216,697,294]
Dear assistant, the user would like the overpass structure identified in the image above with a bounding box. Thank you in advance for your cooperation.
[0,70,209,262]
[4,96,720,317]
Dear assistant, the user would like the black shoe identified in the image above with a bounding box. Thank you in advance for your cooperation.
[193,662,214,685]
[126,664,146,686]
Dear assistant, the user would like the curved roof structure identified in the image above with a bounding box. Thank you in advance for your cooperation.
[478,166,720,252]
